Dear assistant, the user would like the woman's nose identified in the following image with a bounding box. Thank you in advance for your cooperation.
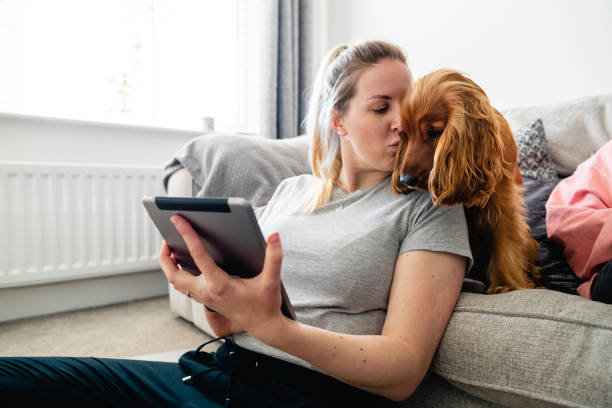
[391,106,403,133]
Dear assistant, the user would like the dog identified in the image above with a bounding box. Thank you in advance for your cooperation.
[392,69,540,293]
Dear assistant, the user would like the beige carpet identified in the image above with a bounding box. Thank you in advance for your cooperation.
[0,296,213,359]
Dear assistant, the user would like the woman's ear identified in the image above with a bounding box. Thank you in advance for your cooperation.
[331,109,346,136]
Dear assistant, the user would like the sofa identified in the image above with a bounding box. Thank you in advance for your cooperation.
[163,94,612,407]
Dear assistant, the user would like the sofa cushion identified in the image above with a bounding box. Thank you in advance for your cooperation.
[502,94,612,176]
[434,289,612,408]
[163,133,311,210]
[514,119,558,181]
[404,372,501,407]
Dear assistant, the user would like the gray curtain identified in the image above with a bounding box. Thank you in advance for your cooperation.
[259,0,313,139]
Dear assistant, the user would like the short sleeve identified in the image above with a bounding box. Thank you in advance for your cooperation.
[400,199,473,271]
[256,178,290,223]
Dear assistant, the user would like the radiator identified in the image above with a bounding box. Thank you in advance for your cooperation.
[0,161,165,288]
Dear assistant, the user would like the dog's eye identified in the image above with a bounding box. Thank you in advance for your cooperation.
[427,129,444,139]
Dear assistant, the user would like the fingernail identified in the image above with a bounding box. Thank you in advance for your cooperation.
[268,232,280,244]
[170,216,180,227]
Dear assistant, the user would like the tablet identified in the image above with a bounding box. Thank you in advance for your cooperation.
[143,196,296,320]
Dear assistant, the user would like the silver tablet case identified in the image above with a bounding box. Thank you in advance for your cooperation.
[142,196,296,320]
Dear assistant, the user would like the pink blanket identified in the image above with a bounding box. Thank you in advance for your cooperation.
[546,140,612,299]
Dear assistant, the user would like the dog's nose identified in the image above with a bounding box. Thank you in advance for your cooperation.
[399,174,419,187]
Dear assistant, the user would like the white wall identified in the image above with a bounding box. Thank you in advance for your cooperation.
[3,0,611,163]
[321,0,612,110]
[0,112,199,166]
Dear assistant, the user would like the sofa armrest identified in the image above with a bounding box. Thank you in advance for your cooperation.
[166,168,216,338]
[166,167,194,197]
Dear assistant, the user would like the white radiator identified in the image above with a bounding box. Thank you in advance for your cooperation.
[0,161,165,288]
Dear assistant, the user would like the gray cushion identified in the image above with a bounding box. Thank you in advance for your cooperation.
[434,289,612,407]
[164,133,311,209]
[502,94,612,176]
[404,373,501,407]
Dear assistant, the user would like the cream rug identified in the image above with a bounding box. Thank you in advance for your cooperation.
[0,296,213,360]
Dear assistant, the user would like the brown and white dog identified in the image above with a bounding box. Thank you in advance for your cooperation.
[392,69,540,293]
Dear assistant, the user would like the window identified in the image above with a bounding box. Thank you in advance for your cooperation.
[0,0,260,133]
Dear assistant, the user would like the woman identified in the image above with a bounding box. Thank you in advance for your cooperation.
[163,40,472,405]
[0,41,472,407]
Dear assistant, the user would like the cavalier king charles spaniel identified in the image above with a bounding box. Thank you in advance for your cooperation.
[392,69,540,293]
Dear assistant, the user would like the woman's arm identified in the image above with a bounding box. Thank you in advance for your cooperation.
[161,215,465,401]
[261,249,465,401]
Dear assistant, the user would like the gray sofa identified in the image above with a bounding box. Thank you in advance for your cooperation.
[164,94,612,407]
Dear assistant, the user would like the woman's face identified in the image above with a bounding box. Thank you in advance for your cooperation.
[335,59,412,174]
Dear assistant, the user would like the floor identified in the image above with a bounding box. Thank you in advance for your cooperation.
[0,296,213,361]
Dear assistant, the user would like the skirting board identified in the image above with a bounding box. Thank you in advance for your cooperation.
[0,269,169,323]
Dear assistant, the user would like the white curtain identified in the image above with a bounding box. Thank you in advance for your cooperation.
[256,0,313,139]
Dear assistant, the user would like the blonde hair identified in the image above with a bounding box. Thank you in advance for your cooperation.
[302,40,409,212]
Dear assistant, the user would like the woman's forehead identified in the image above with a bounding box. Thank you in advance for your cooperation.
[354,60,411,99]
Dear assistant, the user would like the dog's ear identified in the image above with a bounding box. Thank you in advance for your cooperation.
[429,96,505,208]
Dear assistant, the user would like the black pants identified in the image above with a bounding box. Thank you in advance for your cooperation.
[0,339,389,407]
[591,259,612,304]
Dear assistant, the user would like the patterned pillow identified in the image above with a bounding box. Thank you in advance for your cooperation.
[514,119,558,181]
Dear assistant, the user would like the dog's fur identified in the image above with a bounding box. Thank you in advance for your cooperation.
[392,69,540,293]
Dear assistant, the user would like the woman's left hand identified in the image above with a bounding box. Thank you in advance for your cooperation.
[158,215,287,340]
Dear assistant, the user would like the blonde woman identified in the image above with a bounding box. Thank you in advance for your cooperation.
[163,40,473,406]
[0,41,472,407]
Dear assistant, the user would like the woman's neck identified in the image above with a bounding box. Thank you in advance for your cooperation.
[335,168,390,194]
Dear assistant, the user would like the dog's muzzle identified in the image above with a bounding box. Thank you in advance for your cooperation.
[399,174,420,187]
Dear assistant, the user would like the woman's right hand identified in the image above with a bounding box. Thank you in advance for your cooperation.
[160,215,288,344]
[158,240,245,337]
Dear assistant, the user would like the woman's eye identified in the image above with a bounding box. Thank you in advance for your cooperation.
[374,106,388,113]
[427,129,444,139]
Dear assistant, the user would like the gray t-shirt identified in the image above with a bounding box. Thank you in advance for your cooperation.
[233,174,472,370]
